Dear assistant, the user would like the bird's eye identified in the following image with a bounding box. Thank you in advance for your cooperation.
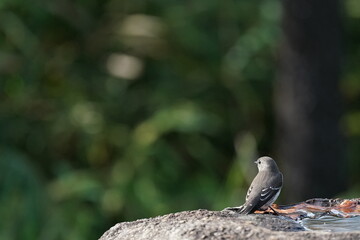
[258,161,261,164]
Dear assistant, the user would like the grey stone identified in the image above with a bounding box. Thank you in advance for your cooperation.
[99,209,360,240]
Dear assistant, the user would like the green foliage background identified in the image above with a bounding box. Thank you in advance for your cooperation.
[0,0,360,239]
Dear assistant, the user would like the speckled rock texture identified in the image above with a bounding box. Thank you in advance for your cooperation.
[99,209,360,240]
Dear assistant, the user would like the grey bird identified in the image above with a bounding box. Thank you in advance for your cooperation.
[225,156,283,214]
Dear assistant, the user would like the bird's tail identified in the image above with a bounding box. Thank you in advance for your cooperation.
[223,204,254,214]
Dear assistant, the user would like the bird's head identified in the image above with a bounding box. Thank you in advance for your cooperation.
[254,156,278,172]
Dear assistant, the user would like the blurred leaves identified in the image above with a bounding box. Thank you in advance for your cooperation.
[0,150,45,239]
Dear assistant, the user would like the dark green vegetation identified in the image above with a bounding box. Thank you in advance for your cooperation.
[1,0,360,239]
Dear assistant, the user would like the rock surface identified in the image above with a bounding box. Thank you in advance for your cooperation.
[99,209,360,240]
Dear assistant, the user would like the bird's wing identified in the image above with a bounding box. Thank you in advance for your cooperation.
[260,186,281,202]
[259,173,283,202]
[245,186,253,202]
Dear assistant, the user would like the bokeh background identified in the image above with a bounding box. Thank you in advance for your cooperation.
[1,0,360,239]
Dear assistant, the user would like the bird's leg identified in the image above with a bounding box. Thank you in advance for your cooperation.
[269,206,279,215]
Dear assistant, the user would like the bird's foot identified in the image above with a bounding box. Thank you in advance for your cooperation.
[269,206,280,215]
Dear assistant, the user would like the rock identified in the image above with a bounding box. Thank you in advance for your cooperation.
[99,209,360,240]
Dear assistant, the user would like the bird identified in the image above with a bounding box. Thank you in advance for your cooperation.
[225,156,283,214]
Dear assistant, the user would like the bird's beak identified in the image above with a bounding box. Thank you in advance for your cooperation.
[254,159,259,164]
